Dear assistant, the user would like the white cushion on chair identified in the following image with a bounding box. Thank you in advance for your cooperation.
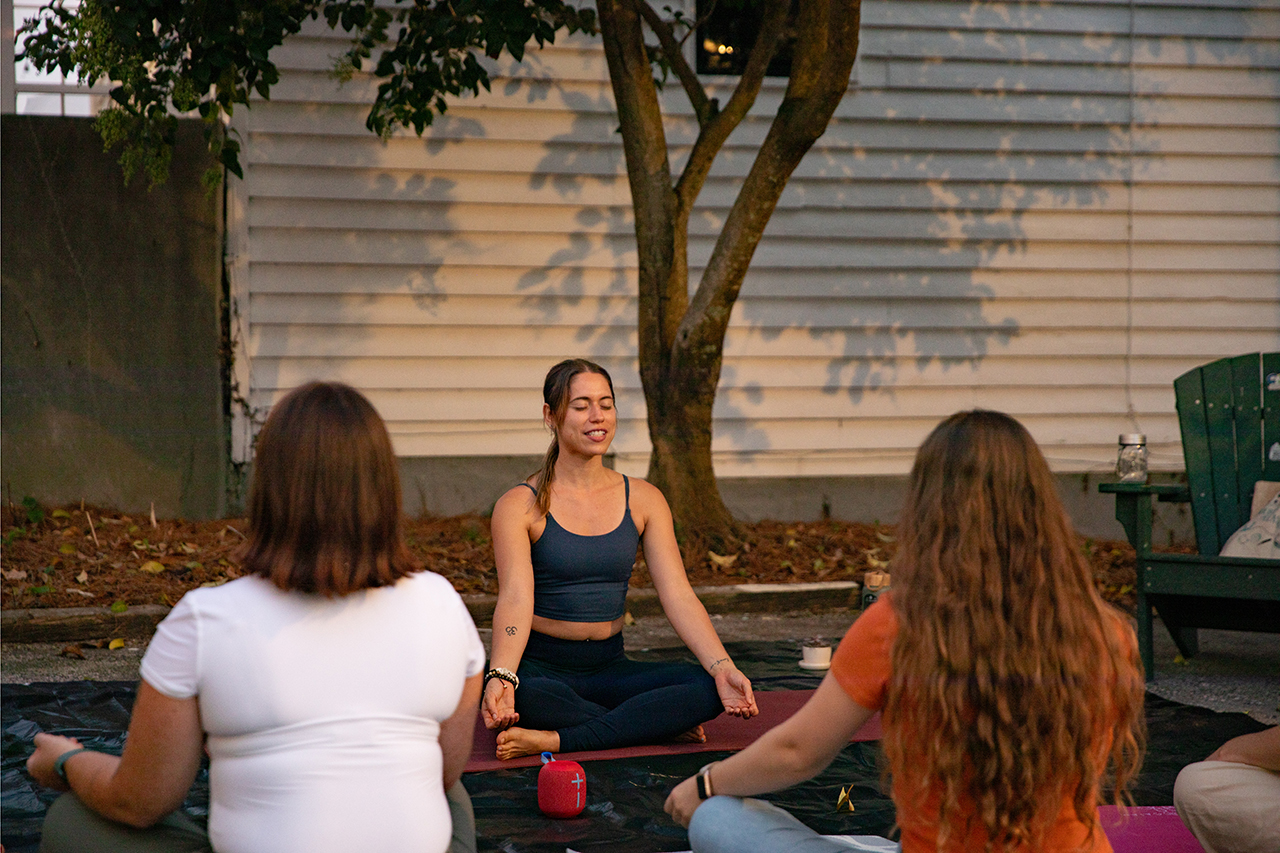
[1251,480,1280,519]
[1221,491,1280,559]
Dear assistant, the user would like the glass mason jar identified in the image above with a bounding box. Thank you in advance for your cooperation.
[1117,434,1148,483]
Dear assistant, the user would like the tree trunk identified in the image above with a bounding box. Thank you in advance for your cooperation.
[645,346,742,549]
[599,0,861,553]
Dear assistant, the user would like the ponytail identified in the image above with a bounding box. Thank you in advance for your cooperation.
[534,436,559,516]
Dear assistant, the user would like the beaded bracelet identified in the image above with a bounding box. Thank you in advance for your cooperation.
[484,667,520,691]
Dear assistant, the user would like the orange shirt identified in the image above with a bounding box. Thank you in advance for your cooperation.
[831,596,1115,853]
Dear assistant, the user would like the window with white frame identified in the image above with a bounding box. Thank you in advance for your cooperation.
[3,0,111,115]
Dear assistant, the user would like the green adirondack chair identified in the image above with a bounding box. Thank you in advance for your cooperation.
[1100,352,1280,680]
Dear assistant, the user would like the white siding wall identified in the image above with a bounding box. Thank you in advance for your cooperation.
[228,0,1280,481]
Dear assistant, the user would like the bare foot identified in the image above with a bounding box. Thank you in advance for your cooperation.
[669,725,706,744]
[495,727,561,760]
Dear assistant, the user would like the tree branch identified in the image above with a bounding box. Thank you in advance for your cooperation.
[679,0,722,51]
[633,0,712,124]
[597,0,685,364]
[676,0,862,378]
[674,0,790,215]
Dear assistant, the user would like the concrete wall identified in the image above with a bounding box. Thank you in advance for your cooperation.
[1,115,226,519]
[721,471,1192,545]
[396,454,1192,543]
[398,455,548,518]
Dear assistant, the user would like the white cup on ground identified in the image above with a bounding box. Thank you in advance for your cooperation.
[801,643,832,669]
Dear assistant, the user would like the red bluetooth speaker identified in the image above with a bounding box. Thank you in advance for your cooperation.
[537,752,586,818]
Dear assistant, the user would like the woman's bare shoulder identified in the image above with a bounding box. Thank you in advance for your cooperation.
[624,476,673,523]
[493,481,540,519]
[625,474,665,501]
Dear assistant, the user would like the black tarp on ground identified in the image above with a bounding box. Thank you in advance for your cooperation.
[2,640,1268,853]
[2,680,211,853]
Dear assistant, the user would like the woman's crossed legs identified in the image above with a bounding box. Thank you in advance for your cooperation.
[689,797,900,853]
[504,634,723,757]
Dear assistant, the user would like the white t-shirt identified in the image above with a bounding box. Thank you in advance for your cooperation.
[140,571,485,853]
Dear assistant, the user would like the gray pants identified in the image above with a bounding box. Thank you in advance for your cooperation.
[688,796,899,853]
[39,781,478,853]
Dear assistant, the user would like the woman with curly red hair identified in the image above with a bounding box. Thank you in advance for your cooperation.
[667,409,1145,853]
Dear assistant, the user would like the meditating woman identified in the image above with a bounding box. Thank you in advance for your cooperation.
[666,409,1146,853]
[483,358,758,760]
[27,382,485,853]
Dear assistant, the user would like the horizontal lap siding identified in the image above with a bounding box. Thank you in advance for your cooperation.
[228,0,1280,480]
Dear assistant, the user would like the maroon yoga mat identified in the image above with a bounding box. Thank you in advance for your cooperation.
[465,689,883,772]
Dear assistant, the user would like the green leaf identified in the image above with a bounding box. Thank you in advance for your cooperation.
[22,496,44,525]
[20,0,597,187]
[110,600,129,614]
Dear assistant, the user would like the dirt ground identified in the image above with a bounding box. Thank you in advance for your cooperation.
[0,500,1150,613]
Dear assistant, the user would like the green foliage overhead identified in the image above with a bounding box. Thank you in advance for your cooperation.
[18,0,597,186]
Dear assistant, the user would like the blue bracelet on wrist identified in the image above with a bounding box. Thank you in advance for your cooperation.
[53,747,90,783]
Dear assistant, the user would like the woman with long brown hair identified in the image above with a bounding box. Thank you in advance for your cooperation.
[482,358,757,760]
[666,409,1145,853]
[27,382,485,853]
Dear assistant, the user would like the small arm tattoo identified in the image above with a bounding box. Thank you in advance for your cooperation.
[505,626,517,636]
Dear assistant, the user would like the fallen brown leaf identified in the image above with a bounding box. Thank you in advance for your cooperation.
[707,551,739,569]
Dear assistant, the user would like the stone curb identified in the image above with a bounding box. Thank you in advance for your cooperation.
[1,581,861,644]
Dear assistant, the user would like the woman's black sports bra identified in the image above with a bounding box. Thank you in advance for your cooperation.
[521,477,639,622]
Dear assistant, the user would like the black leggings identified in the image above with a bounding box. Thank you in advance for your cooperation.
[514,630,724,753]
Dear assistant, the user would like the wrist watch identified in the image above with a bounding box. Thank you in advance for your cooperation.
[695,761,717,800]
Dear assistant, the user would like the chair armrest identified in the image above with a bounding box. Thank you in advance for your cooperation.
[1098,483,1191,552]
[1099,482,1191,502]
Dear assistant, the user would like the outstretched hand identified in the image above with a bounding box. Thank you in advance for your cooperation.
[714,666,758,718]
[482,679,519,730]
[664,774,702,827]
[27,733,83,791]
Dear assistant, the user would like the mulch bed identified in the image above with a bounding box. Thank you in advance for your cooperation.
[1,501,1148,613]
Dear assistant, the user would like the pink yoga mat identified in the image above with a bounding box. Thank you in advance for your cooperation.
[1099,806,1206,853]
[465,689,882,772]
